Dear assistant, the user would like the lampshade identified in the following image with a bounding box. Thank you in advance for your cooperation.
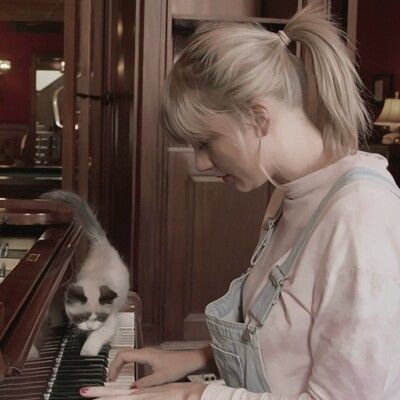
[0,59,11,74]
[375,91,400,128]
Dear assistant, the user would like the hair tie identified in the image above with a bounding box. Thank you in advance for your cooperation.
[277,30,291,47]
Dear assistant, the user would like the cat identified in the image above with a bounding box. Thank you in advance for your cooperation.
[41,190,130,356]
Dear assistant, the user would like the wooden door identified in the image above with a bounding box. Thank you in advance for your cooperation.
[62,0,105,200]
[62,0,139,270]
[102,0,140,277]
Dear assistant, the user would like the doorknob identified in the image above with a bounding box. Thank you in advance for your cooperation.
[76,91,112,105]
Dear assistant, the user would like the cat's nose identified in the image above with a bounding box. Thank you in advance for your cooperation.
[87,321,94,329]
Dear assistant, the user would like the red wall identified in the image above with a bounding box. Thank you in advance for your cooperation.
[357,0,400,113]
[0,23,63,125]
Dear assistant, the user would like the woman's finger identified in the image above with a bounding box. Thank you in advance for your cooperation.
[108,351,133,381]
[109,349,155,381]
[96,396,136,400]
[80,386,137,397]
[133,370,168,388]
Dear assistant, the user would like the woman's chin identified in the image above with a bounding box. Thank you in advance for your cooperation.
[235,179,266,192]
[233,180,252,192]
[222,175,257,192]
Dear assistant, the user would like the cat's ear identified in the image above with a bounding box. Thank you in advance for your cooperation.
[65,284,88,305]
[99,285,118,305]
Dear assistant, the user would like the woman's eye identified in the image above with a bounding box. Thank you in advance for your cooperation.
[198,141,209,150]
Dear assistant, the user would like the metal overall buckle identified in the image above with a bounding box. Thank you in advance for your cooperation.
[242,317,260,342]
[250,218,276,267]
[270,265,286,305]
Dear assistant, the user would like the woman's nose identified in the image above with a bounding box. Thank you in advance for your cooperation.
[194,150,214,172]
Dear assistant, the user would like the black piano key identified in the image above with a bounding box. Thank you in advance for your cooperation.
[56,366,107,374]
[49,396,94,400]
[57,357,107,364]
[51,372,107,381]
[44,327,114,400]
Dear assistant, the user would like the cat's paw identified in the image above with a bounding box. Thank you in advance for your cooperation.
[80,342,101,356]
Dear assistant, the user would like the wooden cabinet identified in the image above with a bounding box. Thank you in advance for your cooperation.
[135,0,312,344]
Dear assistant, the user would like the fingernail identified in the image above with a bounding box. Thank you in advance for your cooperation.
[80,388,88,395]
[130,384,138,389]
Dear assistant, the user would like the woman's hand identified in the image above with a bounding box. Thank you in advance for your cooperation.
[108,346,215,387]
[80,382,207,400]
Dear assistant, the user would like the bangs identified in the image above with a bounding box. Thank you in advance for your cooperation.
[161,67,218,145]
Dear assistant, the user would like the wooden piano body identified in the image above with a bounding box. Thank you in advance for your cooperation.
[0,199,142,398]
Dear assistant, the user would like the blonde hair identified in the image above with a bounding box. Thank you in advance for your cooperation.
[161,1,371,156]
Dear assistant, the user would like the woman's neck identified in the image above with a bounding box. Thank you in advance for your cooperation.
[261,104,344,185]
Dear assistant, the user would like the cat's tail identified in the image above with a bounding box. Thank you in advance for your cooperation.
[41,190,106,243]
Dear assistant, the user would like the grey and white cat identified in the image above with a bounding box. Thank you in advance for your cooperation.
[41,190,130,356]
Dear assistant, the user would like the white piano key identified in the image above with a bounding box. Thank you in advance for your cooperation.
[104,312,136,388]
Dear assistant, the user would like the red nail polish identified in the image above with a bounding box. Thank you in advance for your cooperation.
[80,388,88,395]
[130,384,138,389]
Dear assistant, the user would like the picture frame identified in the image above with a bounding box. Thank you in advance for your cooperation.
[372,74,394,103]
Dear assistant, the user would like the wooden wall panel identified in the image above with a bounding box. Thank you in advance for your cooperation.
[135,0,168,344]
[163,148,272,341]
[190,180,269,311]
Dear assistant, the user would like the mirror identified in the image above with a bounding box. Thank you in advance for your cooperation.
[0,1,64,198]
[34,56,64,166]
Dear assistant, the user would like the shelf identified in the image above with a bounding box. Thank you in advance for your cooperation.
[172,15,295,63]
[173,14,290,25]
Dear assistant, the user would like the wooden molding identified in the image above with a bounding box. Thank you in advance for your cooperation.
[0,1,64,22]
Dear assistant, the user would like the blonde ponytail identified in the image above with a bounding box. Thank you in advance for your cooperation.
[284,1,371,154]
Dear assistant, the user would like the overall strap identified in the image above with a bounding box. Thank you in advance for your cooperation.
[244,167,400,340]
[249,201,283,267]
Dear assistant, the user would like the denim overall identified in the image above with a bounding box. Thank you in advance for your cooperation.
[205,167,400,392]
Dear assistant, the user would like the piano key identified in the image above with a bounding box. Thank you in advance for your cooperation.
[43,312,136,399]
[1,312,137,400]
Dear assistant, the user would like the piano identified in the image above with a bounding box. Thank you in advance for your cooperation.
[0,199,143,399]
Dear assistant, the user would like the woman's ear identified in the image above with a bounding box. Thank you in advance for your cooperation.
[250,101,270,138]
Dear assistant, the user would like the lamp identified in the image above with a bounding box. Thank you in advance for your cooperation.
[0,59,11,74]
[375,91,400,144]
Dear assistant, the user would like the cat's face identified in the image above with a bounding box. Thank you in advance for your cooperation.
[65,283,118,331]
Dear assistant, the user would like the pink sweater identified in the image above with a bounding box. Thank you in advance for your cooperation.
[202,151,400,400]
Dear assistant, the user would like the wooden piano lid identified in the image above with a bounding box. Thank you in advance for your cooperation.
[0,199,72,225]
[0,199,78,380]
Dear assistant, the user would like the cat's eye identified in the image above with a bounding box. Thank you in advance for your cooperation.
[70,312,91,324]
[96,313,109,322]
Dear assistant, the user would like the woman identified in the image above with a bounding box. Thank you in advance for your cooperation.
[81,2,400,399]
